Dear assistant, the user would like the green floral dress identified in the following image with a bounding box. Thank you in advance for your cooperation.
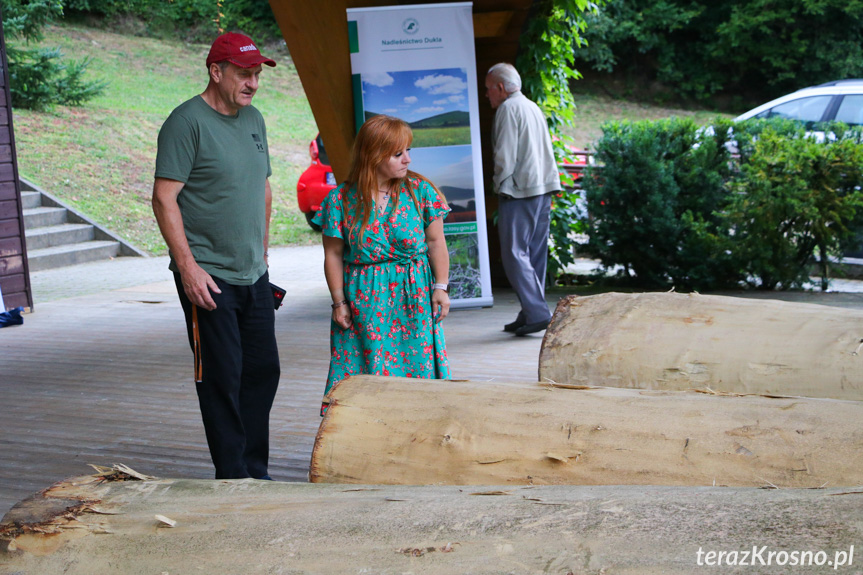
[314,177,452,404]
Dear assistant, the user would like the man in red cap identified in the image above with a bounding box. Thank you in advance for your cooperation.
[152,32,280,480]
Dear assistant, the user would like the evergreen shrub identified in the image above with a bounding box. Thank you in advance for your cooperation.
[581,116,740,290]
[1,0,106,110]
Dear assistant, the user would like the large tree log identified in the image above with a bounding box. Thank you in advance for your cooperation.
[539,292,863,399]
[311,375,863,487]
[3,471,862,575]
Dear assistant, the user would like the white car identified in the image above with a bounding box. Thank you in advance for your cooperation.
[734,80,863,127]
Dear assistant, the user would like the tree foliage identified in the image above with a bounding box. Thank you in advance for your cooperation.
[575,0,863,104]
[62,0,281,44]
[725,127,863,290]
[0,0,282,109]
[516,0,605,281]
[1,0,105,110]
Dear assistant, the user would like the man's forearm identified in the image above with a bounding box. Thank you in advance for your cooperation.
[152,179,196,272]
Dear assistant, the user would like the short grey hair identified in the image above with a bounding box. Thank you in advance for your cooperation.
[487,63,521,94]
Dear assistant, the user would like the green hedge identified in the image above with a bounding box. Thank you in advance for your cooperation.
[578,118,863,291]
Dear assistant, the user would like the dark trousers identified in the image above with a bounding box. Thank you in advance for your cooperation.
[174,271,280,479]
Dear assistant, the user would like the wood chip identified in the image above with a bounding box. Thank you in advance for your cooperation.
[155,514,176,527]
[89,463,155,481]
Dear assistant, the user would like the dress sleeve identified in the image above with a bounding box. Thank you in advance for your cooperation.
[313,184,346,239]
[417,179,451,228]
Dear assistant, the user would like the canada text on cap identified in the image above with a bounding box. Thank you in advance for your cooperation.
[206,32,276,69]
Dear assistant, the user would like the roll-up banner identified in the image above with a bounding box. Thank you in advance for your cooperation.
[347,2,493,308]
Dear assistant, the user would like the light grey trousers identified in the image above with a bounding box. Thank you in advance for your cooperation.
[497,192,553,324]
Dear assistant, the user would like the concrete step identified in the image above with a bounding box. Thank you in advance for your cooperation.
[26,241,121,272]
[20,191,42,210]
[25,223,95,250]
[23,206,68,229]
[18,179,148,270]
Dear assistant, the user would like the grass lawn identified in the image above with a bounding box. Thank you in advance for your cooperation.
[11,23,732,255]
[564,89,733,150]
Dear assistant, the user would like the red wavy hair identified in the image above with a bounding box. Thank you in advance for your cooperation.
[343,115,447,247]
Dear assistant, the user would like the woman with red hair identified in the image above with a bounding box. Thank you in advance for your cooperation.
[313,115,452,414]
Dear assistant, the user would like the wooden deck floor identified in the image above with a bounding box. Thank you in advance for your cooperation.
[0,266,544,516]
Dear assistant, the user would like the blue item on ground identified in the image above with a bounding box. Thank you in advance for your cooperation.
[0,307,24,327]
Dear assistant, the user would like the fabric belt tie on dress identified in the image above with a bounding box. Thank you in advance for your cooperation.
[399,255,427,339]
[345,255,429,339]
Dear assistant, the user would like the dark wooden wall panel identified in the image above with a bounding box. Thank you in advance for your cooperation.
[0,11,33,310]
[0,181,15,199]
[0,219,18,238]
[0,254,22,275]
[0,162,14,181]
[1,271,24,293]
[2,290,28,309]
[0,235,20,258]
[0,199,18,219]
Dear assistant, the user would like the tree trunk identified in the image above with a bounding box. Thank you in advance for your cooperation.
[311,375,863,488]
[5,472,862,575]
[539,292,863,399]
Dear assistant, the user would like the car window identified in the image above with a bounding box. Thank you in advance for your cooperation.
[834,95,863,126]
[756,95,832,123]
[316,134,331,166]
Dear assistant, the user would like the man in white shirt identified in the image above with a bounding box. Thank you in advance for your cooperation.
[485,63,562,336]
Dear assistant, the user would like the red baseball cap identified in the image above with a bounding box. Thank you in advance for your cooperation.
[206,32,276,69]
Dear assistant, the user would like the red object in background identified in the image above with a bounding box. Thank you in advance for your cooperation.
[297,133,337,230]
[554,138,591,187]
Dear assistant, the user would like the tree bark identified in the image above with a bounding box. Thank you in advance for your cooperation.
[5,473,862,575]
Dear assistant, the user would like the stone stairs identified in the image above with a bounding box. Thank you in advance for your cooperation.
[21,178,146,271]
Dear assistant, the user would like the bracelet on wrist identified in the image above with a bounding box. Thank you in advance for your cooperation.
[433,283,448,293]
[331,300,348,309]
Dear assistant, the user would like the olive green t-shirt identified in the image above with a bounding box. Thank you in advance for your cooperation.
[155,95,271,285]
